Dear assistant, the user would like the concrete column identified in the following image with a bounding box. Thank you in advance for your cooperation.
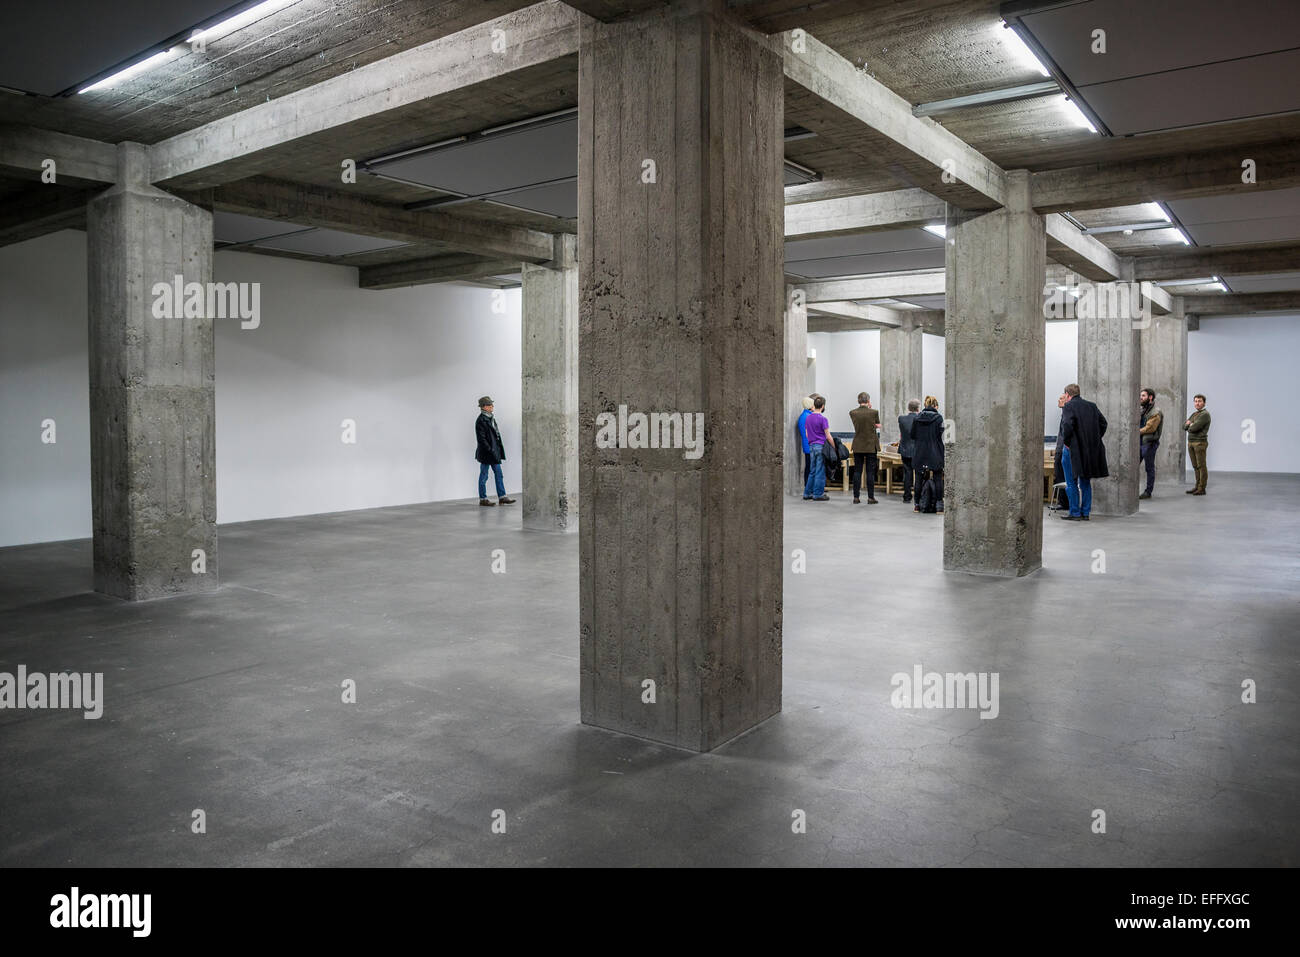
[944,170,1045,577]
[879,319,923,444]
[522,234,579,531]
[578,0,784,751]
[1140,299,1188,486]
[784,287,808,496]
[87,142,216,600]
[1077,263,1141,515]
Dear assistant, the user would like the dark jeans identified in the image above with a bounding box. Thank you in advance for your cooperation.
[1061,446,1091,517]
[478,462,506,499]
[803,451,810,485]
[1139,440,1159,493]
[901,455,914,501]
[851,452,877,499]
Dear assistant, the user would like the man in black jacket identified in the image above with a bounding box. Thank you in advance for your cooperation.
[897,398,920,504]
[475,396,516,507]
[1057,384,1108,521]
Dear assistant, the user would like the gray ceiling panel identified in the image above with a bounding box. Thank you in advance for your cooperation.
[1170,187,1300,225]
[1180,219,1300,246]
[785,228,943,264]
[373,116,578,199]
[1219,271,1300,292]
[214,210,311,244]
[255,228,409,257]
[1021,0,1300,86]
[1079,50,1300,136]
[489,182,577,219]
[788,248,946,278]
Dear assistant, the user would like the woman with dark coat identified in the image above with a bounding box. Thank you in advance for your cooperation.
[908,395,945,513]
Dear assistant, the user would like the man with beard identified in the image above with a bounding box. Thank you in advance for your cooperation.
[1057,383,1109,521]
[1137,387,1163,500]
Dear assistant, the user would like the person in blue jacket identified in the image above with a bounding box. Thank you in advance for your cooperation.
[796,395,815,485]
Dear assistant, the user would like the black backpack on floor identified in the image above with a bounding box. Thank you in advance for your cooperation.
[918,472,938,513]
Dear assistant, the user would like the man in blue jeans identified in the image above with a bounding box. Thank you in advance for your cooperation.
[1056,383,1109,521]
[802,395,832,501]
[475,396,516,507]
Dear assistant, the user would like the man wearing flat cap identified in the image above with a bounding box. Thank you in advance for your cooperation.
[474,396,515,507]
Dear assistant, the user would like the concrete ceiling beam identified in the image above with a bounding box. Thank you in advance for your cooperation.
[797,269,946,302]
[0,125,118,186]
[784,188,946,240]
[1045,213,1123,281]
[358,254,521,289]
[0,185,94,248]
[1179,291,1300,316]
[1132,243,1300,282]
[148,1,583,188]
[781,30,1007,209]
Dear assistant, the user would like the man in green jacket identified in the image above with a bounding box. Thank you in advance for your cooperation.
[1184,393,1211,496]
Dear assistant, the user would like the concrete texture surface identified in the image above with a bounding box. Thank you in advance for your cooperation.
[879,322,923,446]
[944,171,1046,576]
[1078,270,1141,517]
[1,472,1296,867]
[577,3,786,750]
[87,142,217,600]
[1140,305,1189,487]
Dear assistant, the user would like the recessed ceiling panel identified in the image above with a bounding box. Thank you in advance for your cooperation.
[1022,0,1300,86]
[374,116,577,199]
[785,228,944,263]
[1078,50,1300,136]
[1219,271,1300,293]
[489,182,577,219]
[1169,188,1300,245]
[214,210,311,244]
[788,249,947,279]
[0,0,247,95]
[255,229,408,257]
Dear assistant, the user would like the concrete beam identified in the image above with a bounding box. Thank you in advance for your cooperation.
[359,254,521,289]
[784,188,946,240]
[781,31,1006,209]
[1179,292,1300,316]
[808,301,903,326]
[1045,212,1122,281]
[149,1,582,187]
[1144,280,1173,315]
[0,125,118,185]
[798,269,945,302]
[1132,242,1300,282]
[211,177,554,262]
[0,185,93,248]
[1032,140,1300,213]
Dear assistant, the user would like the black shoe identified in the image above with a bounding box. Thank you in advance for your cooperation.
[814,495,831,501]
[499,496,516,505]
[867,498,879,504]
[1185,489,1196,494]
[1058,514,1080,521]
[1191,489,1206,496]
[479,499,495,507]
[1081,515,1090,520]
[1138,492,1151,500]
[902,497,912,504]
[852,497,860,504]
[803,495,812,500]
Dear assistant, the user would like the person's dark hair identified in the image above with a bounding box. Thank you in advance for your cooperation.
[1141,387,1154,399]
[1194,393,1206,402]
[813,396,826,410]
[907,399,921,412]
[857,392,870,404]
[1064,384,1080,398]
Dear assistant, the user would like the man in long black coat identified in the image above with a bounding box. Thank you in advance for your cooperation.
[1056,383,1108,521]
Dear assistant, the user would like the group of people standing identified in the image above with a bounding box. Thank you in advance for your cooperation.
[1055,384,1213,521]
[797,392,946,512]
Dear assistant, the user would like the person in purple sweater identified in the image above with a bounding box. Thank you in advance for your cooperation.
[802,395,832,501]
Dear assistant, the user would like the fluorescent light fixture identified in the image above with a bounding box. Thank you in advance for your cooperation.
[79,47,180,92]
[1156,277,1217,287]
[1176,227,1192,246]
[1151,203,1172,223]
[1062,95,1097,133]
[190,0,296,44]
[1003,22,1050,77]
[80,0,295,93]
[1210,276,1227,292]
[923,224,947,238]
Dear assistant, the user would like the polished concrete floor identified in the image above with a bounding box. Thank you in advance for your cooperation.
[2,472,1297,867]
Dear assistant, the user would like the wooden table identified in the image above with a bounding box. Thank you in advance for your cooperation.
[834,444,1058,500]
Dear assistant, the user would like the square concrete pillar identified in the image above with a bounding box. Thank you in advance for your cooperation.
[944,170,1045,576]
[578,0,784,751]
[1140,299,1188,486]
[87,143,217,600]
[522,234,579,531]
[784,287,808,496]
[879,320,923,444]
[1077,264,1141,516]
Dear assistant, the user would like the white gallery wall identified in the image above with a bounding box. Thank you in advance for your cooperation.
[1188,314,1300,473]
[805,328,947,434]
[0,231,521,547]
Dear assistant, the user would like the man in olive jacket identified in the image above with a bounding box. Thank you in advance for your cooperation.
[1057,383,1108,521]
[475,396,516,507]
[1138,387,1163,499]
[848,392,881,504]
[1184,393,1211,495]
